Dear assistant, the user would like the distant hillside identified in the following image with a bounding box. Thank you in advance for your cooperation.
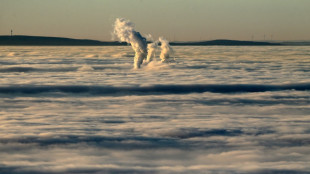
[170,39,282,46]
[280,41,310,46]
[1,35,309,46]
[0,35,127,46]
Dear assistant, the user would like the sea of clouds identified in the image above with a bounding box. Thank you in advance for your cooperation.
[0,46,309,174]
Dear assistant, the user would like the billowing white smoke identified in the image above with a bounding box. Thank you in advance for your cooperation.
[159,37,173,62]
[113,18,147,69]
[113,18,174,68]
[146,41,158,63]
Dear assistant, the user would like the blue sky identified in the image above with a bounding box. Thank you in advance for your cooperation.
[1,0,310,41]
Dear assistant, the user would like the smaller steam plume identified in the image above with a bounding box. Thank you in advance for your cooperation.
[146,41,158,63]
[159,37,173,63]
[113,18,174,68]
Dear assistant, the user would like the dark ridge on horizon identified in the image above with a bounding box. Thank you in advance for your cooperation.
[0,35,127,46]
[0,35,309,46]
[170,39,282,46]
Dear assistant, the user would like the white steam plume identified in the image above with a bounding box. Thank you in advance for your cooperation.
[146,41,158,63]
[159,37,173,62]
[113,18,147,69]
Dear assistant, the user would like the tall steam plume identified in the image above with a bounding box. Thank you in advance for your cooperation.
[113,18,147,69]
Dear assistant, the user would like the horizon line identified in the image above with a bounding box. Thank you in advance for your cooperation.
[1,34,310,43]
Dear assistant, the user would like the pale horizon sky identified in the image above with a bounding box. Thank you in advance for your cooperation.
[1,0,310,41]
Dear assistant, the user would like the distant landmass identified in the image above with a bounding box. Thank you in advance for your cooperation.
[0,35,127,46]
[170,40,281,46]
[0,35,309,46]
